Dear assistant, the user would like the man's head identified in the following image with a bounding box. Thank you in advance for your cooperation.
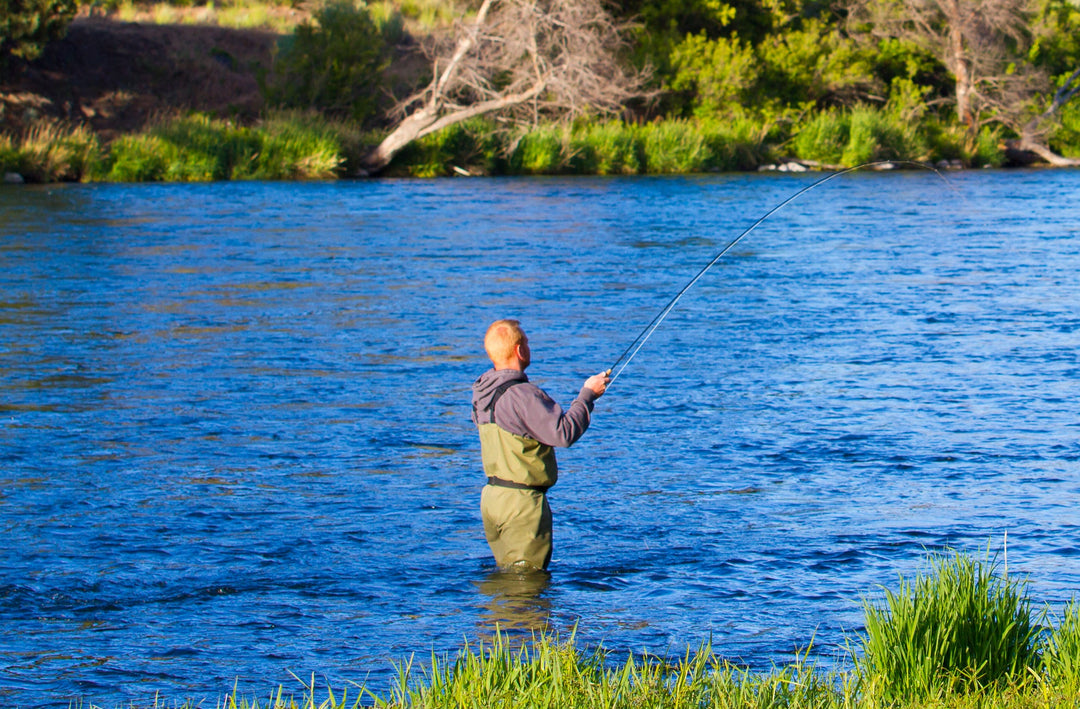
[484,319,531,370]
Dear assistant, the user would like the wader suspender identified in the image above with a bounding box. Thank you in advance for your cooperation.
[482,380,551,494]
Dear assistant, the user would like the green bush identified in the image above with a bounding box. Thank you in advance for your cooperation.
[570,122,643,175]
[102,134,176,182]
[639,119,713,173]
[669,33,758,119]
[792,109,849,165]
[386,119,501,177]
[858,550,1042,702]
[243,112,343,179]
[0,122,102,182]
[510,125,568,174]
[1050,100,1080,158]
[700,114,772,171]
[0,0,77,62]
[265,0,387,124]
[100,113,344,182]
[840,106,909,165]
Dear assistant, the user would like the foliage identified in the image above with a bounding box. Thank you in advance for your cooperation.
[858,550,1042,703]
[0,121,100,181]
[509,124,568,174]
[97,113,343,182]
[0,0,77,63]
[1050,101,1080,157]
[570,121,643,174]
[1043,600,1080,690]
[387,118,503,177]
[637,119,715,172]
[669,33,759,118]
[264,1,388,124]
[792,109,850,164]
[754,20,878,109]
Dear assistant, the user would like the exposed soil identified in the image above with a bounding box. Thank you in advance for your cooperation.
[0,18,279,140]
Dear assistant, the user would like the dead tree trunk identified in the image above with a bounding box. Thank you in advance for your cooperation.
[1015,67,1080,166]
[359,0,646,175]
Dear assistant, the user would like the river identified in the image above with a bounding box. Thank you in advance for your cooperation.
[1,169,1078,706]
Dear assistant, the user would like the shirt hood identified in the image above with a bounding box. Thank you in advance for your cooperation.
[471,368,528,425]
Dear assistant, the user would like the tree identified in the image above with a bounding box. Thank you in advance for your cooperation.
[264,1,388,124]
[846,0,1036,128]
[361,0,648,174]
[1,0,77,64]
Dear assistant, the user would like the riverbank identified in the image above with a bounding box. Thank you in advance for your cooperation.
[1,15,1072,183]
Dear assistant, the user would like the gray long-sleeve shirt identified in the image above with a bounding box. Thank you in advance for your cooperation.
[471,368,597,447]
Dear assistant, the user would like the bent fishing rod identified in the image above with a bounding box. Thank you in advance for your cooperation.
[606,160,946,385]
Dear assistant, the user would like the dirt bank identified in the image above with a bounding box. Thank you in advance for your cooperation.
[0,18,278,140]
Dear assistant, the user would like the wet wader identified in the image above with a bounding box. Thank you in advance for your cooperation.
[477,380,558,570]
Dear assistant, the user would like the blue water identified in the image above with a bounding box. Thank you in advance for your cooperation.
[2,169,1079,706]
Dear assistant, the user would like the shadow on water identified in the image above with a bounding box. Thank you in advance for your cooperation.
[475,568,553,638]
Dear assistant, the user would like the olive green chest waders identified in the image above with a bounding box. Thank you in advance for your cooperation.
[477,380,558,571]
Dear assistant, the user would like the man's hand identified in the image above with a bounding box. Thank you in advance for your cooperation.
[584,370,611,397]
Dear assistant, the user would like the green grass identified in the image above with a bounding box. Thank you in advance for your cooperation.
[94,112,344,181]
[858,549,1042,703]
[108,0,307,33]
[73,548,1078,709]
[0,121,101,182]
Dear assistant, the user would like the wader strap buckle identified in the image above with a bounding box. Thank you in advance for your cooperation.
[487,476,549,493]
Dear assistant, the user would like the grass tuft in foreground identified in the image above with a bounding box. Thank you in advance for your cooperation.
[199,548,1080,709]
[858,549,1042,703]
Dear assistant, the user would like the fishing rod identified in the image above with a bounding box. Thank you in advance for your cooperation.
[607,160,946,384]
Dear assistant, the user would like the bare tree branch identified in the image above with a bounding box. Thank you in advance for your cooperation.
[361,0,648,174]
[846,0,1037,128]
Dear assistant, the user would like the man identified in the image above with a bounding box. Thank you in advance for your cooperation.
[471,319,609,571]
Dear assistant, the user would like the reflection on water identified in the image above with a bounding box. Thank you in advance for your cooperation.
[476,569,552,637]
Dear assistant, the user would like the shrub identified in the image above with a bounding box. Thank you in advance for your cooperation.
[244,112,343,179]
[386,119,501,177]
[700,114,772,171]
[102,134,175,182]
[510,125,568,174]
[100,114,345,182]
[792,109,849,165]
[858,550,1042,702]
[639,120,713,173]
[669,33,758,119]
[0,122,101,182]
[0,0,77,63]
[570,122,642,175]
[265,1,387,124]
[1050,100,1080,158]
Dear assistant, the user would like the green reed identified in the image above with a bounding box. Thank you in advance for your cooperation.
[1043,600,1080,692]
[105,550,1080,709]
[858,549,1043,703]
[97,112,344,182]
[0,121,100,182]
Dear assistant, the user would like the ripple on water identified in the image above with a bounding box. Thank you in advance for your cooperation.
[1,174,1079,705]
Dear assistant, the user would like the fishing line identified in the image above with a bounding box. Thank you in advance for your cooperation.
[607,160,947,384]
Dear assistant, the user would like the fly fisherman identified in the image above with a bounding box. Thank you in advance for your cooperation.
[471,319,610,571]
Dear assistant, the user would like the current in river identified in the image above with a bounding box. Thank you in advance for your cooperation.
[1,169,1079,706]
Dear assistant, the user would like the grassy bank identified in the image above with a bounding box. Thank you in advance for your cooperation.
[87,550,1079,708]
[0,104,1030,184]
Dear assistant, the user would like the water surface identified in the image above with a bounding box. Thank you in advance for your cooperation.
[2,170,1079,705]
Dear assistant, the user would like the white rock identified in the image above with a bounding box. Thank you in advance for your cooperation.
[3,172,25,184]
